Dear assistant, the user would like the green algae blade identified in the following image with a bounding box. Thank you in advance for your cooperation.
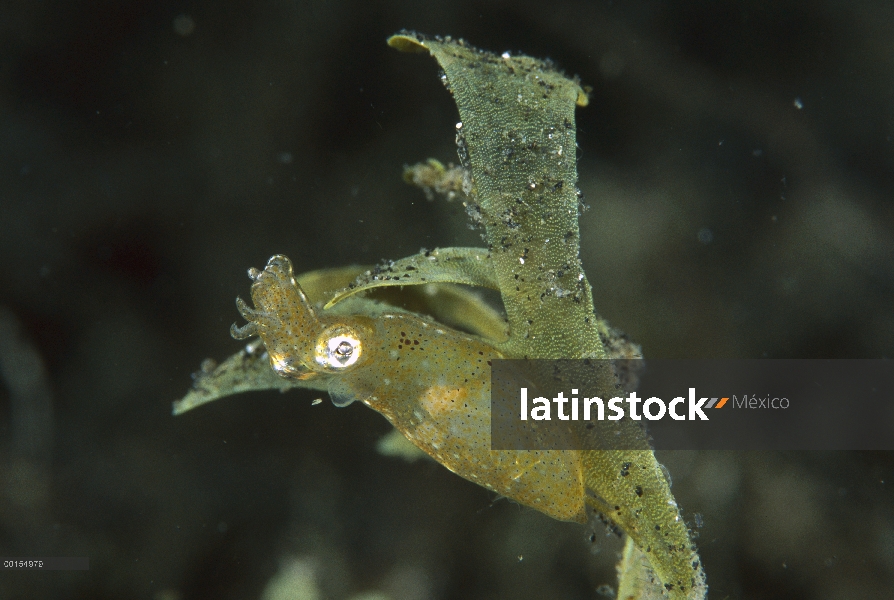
[172,342,315,415]
[391,32,706,599]
[389,32,601,361]
[324,247,498,308]
[616,537,678,600]
[582,450,706,598]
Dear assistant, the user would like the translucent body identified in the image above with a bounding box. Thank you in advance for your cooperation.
[234,255,588,522]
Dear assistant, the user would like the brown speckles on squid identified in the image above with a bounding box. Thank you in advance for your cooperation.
[234,254,587,523]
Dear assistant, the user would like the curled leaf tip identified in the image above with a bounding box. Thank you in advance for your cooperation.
[387,33,428,53]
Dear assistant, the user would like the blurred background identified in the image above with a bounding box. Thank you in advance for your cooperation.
[1,0,892,598]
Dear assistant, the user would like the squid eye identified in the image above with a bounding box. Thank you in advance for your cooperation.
[315,329,362,369]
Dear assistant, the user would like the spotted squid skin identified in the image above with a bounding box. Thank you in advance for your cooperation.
[237,254,588,523]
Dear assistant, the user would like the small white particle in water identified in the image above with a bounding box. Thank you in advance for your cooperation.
[455,122,463,129]
[793,97,803,109]
[519,257,525,264]
[502,51,511,59]
[311,398,322,406]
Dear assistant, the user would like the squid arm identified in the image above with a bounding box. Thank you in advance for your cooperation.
[173,263,509,415]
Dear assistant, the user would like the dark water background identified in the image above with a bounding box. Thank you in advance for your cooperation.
[1,0,892,598]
